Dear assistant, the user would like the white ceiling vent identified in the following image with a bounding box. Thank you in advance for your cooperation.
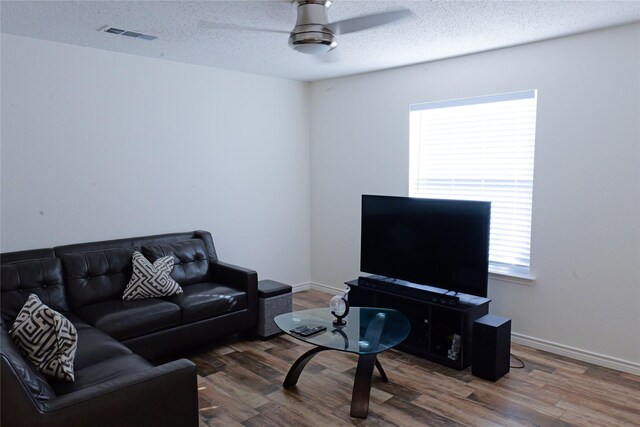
[101,26,157,41]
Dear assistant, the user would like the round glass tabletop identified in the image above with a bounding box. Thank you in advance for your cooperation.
[274,307,410,355]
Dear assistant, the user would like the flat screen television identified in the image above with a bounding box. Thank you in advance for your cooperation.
[360,195,491,297]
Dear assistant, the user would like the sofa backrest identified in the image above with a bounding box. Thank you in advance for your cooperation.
[143,239,209,285]
[1,231,218,311]
[58,248,135,309]
[53,231,218,308]
[54,231,217,261]
[1,250,70,325]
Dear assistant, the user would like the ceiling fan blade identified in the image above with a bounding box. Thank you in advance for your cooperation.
[198,20,289,35]
[326,9,412,36]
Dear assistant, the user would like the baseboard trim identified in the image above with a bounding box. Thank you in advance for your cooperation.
[303,282,640,375]
[512,333,640,376]
[309,282,344,295]
[291,282,311,293]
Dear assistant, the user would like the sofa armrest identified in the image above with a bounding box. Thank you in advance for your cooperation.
[208,261,257,290]
[38,359,198,427]
[208,261,258,328]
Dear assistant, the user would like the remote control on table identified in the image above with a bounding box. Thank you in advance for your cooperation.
[290,325,309,334]
[298,325,327,337]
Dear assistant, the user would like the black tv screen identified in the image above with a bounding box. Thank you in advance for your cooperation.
[360,195,490,297]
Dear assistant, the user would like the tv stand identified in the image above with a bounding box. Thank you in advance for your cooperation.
[357,276,460,305]
[346,276,490,370]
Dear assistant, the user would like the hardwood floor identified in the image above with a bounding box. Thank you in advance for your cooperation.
[189,290,640,426]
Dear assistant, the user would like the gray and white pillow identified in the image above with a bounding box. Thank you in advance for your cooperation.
[10,293,77,382]
[123,251,183,300]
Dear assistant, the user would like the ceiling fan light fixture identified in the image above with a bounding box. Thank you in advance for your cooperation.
[204,0,410,58]
[288,31,337,54]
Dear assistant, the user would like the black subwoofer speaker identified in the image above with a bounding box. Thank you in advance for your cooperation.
[472,314,511,381]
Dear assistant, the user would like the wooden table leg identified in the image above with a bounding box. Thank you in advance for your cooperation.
[375,358,388,383]
[285,346,389,419]
[283,346,329,388]
[350,354,378,419]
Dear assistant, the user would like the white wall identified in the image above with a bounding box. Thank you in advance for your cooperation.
[1,34,311,287]
[309,24,640,371]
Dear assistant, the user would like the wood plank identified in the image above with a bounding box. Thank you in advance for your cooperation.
[558,409,621,427]
[627,396,640,411]
[285,367,355,406]
[494,376,563,406]
[411,392,516,427]
[223,351,287,384]
[198,376,259,423]
[584,363,640,391]
[198,408,244,427]
[265,388,354,427]
[378,396,466,427]
[516,350,588,375]
[206,369,274,407]
[465,389,569,426]
[468,379,566,418]
[532,368,636,406]
[322,367,394,406]
[310,350,360,373]
[242,401,319,427]
[555,394,640,426]
[386,361,476,398]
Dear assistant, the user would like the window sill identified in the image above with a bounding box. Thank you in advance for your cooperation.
[489,263,535,285]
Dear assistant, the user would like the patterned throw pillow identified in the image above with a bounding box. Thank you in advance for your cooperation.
[10,293,78,382]
[122,251,183,300]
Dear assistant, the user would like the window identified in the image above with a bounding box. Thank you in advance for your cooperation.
[409,90,537,279]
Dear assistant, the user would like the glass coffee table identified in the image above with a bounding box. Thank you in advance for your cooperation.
[274,307,410,419]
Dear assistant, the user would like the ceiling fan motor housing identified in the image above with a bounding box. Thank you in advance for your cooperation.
[289,0,337,54]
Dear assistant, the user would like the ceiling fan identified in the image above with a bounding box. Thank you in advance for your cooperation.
[203,0,412,55]
[288,0,411,54]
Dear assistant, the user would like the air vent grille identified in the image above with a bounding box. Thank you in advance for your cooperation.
[102,26,157,41]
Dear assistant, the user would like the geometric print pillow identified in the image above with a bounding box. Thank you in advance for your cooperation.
[122,251,183,300]
[9,293,78,382]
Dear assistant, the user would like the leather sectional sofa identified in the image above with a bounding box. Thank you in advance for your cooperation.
[1,230,258,427]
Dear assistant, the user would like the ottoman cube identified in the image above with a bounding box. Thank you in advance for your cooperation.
[257,280,292,338]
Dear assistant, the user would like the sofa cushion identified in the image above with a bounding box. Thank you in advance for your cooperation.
[143,239,209,285]
[76,325,134,370]
[1,258,69,325]
[1,320,56,401]
[163,282,247,324]
[50,353,152,396]
[54,311,133,370]
[10,294,77,382]
[74,299,181,341]
[62,312,92,329]
[59,248,134,309]
[123,251,183,300]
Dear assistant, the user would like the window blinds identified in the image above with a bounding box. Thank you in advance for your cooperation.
[409,90,537,270]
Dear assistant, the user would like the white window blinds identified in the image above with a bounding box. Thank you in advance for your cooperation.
[409,90,537,273]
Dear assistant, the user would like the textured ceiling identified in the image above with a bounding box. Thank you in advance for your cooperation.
[2,1,639,82]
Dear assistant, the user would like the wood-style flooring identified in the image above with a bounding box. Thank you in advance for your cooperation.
[188,290,640,426]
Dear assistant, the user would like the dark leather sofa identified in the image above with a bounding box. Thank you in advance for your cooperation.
[1,230,258,427]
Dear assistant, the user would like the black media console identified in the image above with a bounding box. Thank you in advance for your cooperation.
[346,276,491,370]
